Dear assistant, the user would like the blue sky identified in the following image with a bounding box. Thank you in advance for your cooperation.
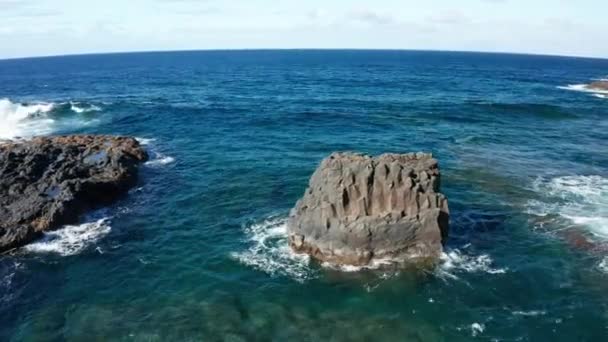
[0,0,606,59]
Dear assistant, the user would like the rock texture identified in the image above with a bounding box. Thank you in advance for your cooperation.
[0,135,147,253]
[588,81,608,91]
[288,152,449,266]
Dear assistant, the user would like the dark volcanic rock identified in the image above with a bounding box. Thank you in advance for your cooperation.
[0,135,147,253]
[288,152,449,266]
[588,81,608,91]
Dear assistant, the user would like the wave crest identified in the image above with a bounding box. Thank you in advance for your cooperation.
[23,218,111,256]
[558,84,608,99]
[527,175,608,238]
[231,217,314,282]
[437,248,507,280]
[0,98,102,140]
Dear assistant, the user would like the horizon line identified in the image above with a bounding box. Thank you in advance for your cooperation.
[1,48,607,63]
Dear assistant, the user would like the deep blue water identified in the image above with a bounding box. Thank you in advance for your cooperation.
[1,50,608,341]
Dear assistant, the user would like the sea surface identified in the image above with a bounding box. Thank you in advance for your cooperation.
[0,50,607,341]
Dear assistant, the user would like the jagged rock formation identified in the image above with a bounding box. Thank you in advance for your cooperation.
[0,135,147,253]
[288,152,449,266]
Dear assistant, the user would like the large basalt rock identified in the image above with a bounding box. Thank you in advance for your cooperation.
[288,152,449,266]
[0,135,147,253]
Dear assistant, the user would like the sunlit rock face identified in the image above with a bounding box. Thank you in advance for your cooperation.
[288,152,449,266]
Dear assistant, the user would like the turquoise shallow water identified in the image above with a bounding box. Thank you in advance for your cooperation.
[1,50,608,341]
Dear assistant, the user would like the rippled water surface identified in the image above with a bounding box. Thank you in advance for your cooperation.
[1,50,607,341]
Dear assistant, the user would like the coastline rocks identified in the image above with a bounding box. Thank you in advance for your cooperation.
[588,81,608,91]
[0,135,148,253]
[287,152,449,266]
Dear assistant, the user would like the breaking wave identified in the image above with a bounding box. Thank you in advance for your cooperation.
[135,137,176,167]
[436,248,507,280]
[233,216,509,284]
[23,218,111,256]
[598,257,608,274]
[558,84,608,99]
[527,175,608,238]
[231,217,313,283]
[0,98,102,140]
[69,101,101,114]
[145,153,175,167]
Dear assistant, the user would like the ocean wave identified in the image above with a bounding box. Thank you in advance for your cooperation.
[135,137,157,146]
[70,101,101,113]
[135,137,176,167]
[470,323,485,337]
[0,98,102,139]
[467,101,575,119]
[558,84,608,98]
[144,153,175,167]
[230,217,314,283]
[598,257,608,274]
[436,248,507,280]
[0,261,23,305]
[512,310,547,316]
[527,175,608,238]
[320,258,401,273]
[0,98,55,139]
[23,218,111,256]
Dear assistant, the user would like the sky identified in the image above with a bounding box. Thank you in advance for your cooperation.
[0,0,607,59]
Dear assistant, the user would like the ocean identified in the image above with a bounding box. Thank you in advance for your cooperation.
[0,50,607,340]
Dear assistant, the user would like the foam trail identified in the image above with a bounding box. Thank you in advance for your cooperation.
[145,153,175,167]
[558,84,608,94]
[135,137,157,145]
[599,257,608,274]
[512,310,546,316]
[558,84,608,99]
[470,323,485,337]
[70,102,101,113]
[0,98,55,139]
[24,218,111,256]
[231,217,313,282]
[437,249,507,280]
[528,176,608,238]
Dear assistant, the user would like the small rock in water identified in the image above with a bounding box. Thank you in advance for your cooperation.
[0,135,148,253]
[587,80,608,91]
[287,152,449,267]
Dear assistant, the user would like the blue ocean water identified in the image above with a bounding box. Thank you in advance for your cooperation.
[0,50,607,340]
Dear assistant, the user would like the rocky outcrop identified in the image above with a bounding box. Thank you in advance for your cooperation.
[0,135,147,253]
[588,81,608,91]
[288,152,449,266]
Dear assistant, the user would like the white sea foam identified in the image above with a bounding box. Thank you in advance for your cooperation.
[528,175,608,238]
[558,83,608,99]
[470,323,485,337]
[135,137,157,145]
[70,101,101,113]
[136,138,175,167]
[0,261,24,304]
[23,218,111,256]
[593,94,606,99]
[321,257,403,272]
[512,310,547,316]
[230,217,313,283]
[0,98,102,139]
[145,153,175,167]
[0,98,55,139]
[598,257,608,274]
[437,249,507,280]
